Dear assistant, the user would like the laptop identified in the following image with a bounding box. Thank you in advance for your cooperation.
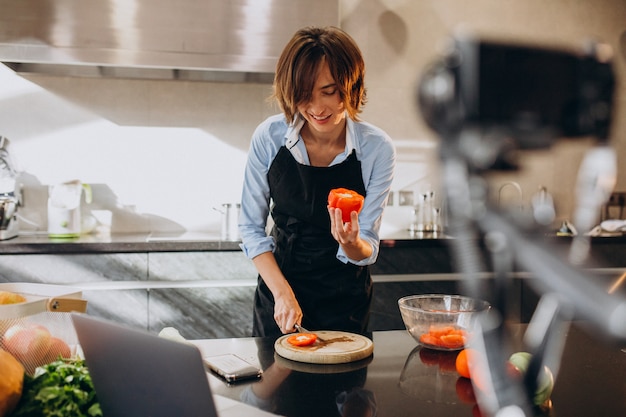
[72,314,274,417]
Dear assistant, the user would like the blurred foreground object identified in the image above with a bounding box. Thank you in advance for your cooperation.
[417,33,623,417]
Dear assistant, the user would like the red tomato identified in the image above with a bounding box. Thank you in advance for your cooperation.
[328,188,365,223]
[287,333,318,347]
[505,361,523,380]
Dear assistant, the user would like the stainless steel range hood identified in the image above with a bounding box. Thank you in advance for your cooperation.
[0,0,338,82]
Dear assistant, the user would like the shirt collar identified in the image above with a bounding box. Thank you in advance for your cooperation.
[345,117,357,155]
[284,114,356,164]
[285,116,305,150]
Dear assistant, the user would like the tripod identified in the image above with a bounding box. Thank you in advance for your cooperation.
[417,35,626,416]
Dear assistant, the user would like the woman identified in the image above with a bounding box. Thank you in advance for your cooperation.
[239,26,395,337]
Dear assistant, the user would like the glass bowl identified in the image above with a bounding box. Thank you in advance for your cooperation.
[398,294,490,351]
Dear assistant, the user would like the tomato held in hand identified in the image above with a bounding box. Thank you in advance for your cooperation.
[287,333,318,347]
[328,188,365,223]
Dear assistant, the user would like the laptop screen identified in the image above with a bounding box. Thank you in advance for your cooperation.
[72,314,218,417]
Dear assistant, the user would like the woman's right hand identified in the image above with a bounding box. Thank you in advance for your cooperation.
[273,292,303,334]
[251,252,303,334]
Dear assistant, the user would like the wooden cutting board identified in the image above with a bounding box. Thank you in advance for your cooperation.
[274,330,373,364]
[274,352,373,374]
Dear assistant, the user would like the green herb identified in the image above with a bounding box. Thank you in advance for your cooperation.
[11,359,102,417]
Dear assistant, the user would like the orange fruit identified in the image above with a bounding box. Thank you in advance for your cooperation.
[0,349,24,416]
[456,348,472,379]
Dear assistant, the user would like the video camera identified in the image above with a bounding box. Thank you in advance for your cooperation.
[418,35,615,169]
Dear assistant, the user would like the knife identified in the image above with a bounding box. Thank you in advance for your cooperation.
[294,323,325,342]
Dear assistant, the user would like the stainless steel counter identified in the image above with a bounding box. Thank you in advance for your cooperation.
[0,232,237,254]
[3,230,625,253]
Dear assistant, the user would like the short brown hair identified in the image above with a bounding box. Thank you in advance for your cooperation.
[272,26,367,122]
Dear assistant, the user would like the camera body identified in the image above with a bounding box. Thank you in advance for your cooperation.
[418,36,615,160]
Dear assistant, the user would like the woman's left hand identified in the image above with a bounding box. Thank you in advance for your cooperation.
[328,206,359,245]
[328,206,373,261]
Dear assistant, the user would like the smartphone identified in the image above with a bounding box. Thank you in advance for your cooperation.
[204,353,262,383]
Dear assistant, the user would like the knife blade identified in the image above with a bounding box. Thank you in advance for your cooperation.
[294,323,325,342]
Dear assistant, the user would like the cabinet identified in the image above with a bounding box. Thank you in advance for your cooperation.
[0,251,257,338]
[2,234,624,338]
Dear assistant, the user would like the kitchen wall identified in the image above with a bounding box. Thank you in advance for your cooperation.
[1,0,625,237]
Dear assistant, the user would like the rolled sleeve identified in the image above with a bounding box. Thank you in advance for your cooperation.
[239,115,286,260]
[338,120,396,266]
[239,234,275,259]
[337,232,380,265]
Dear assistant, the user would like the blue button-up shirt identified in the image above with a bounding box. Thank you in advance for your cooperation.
[239,114,396,265]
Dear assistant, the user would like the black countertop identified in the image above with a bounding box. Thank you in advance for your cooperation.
[193,323,626,417]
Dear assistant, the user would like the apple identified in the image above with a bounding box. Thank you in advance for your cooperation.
[505,360,523,380]
[3,324,52,365]
[43,337,72,363]
[508,351,555,405]
[508,351,532,373]
[533,366,554,406]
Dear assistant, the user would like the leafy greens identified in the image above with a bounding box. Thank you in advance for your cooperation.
[11,359,102,417]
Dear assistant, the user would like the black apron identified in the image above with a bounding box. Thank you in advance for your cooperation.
[252,146,372,337]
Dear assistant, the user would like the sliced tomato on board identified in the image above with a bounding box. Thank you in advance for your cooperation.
[287,333,318,347]
[328,188,365,223]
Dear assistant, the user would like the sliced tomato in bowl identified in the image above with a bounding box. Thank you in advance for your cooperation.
[419,325,468,350]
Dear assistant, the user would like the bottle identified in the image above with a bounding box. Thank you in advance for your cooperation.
[409,204,422,234]
[532,186,556,226]
[423,191,434,232]
[432,207,443,234]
